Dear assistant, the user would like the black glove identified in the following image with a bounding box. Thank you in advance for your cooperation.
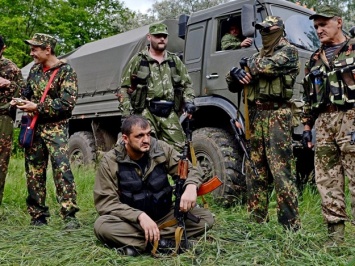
[239,57,249,69]
[230,67,248,82]
[184,102,196,115]
[301,130,312,149]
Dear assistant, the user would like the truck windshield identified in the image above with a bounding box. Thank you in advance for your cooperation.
[271,6,320,52]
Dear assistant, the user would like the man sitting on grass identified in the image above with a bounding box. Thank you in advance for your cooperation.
[93,115,214,256]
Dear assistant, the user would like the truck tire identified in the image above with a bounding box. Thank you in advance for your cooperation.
[192,127,246,206]
[68,131,96,166]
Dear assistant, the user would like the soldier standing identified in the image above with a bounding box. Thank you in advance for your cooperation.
[302,5,355,246]
[0,35,24,204]
[221,21,252,50]
[120,23,196,152]
[11,33,80,228]
[226,16,301,230]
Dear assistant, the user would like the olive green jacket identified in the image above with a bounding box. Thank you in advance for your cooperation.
[94,137,203,223]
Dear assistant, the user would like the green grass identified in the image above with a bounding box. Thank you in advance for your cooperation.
[2,157,355,265]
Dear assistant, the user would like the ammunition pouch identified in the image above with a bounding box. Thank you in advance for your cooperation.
[130,71,149,112]
[307,68,327,104]
[172,75,184,112]
[148,100,174,118]
[332,57,355,103]
[258,75,294,100]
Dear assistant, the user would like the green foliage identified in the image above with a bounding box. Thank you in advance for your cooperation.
[0,0,134,68]
[2,157,355,265]
[11,128,24,158]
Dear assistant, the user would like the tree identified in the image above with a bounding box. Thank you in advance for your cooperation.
[119,0,229,31]
[0,0,133,67]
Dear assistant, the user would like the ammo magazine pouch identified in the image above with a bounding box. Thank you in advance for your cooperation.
[330,57,355,103]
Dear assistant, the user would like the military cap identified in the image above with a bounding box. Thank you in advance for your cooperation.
[309,5,342,20]
[24,33,57,49]
[255,16,284,30]
[149,23,169,35]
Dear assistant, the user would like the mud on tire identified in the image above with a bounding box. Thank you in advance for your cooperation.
[192,127,246,206]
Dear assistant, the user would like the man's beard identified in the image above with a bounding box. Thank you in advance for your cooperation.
[151,42,166,52]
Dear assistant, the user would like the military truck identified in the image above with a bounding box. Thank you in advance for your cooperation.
[21,0,319,204]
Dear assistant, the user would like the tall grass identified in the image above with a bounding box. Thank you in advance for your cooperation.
[2,157,355,265]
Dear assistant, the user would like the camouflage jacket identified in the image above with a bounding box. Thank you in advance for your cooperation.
[226,38,300,102]
[26,60,78,122]
[221,33,243,50]
[119,47,195,116]
[303,37,355,110]
[94,137,203,223]
[0,56,24,116]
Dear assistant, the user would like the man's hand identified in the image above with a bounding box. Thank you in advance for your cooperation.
[0,77,11,88]
[302,130,313,149]
[184,102,196,119]
[230,67,252,84]
[11,99,38,113]
[241,38,253,48]
[138,212,160,244]
[180,184,197,212]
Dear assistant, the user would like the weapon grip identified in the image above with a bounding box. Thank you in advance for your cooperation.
[186,211,200,224]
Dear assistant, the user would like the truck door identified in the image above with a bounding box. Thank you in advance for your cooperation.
[184,21,207,96]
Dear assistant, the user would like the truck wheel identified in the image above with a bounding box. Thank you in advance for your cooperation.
[192,127,246,206]
[68,131,96,166]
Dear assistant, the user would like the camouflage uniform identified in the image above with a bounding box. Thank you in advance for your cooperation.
[226,16,300,229]
[303,30,355,225]
[0,55,24,204]
[120,23,195,152]
[221,33,244,50]
[24,33,79,220]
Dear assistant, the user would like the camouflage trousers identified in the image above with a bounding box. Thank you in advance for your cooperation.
[25,120,79,219]
[247,106,300,229]
[0,115,14,205]
[142,108,185,152]
[315,109,355,224]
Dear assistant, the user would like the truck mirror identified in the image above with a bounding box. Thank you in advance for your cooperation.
[241,4,255,38]
[179,14,190,40]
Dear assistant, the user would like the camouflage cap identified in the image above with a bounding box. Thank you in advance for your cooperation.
[255,16,284,30]
[309,5,342,20]
[24,33,57,49]
[149,23,169,35]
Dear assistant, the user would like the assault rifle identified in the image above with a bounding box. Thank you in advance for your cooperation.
[172,116,222,253]
[230,118,259,178]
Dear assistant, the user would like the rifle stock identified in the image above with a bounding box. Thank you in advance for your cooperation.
[197,176,223,196]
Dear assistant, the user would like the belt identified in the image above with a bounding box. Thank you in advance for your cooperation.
[147,100,174,108]
[320,103,355,113]
[255,101,291,110]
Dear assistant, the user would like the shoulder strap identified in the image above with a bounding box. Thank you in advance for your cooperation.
[30,68,60,128]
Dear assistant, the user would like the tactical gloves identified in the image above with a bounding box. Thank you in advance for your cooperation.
[230,67,248,82]
[184,102,196,115]
[301,130,312,149]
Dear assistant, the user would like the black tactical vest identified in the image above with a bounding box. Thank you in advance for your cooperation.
[117,162,173,221]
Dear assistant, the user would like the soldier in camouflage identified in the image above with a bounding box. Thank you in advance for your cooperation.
[221,21,252,50]
[226,16,301,230]
[120,23,196,152]
[12,33,80,228]
[302,5,355,246]
[0,35,25,205]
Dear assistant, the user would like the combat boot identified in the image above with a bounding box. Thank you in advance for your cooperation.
[324,221,345,248]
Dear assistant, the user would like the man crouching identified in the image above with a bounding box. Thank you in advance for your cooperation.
[93,115,214,256]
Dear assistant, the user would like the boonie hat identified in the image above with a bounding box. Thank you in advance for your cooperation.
[24,33,57,49]
[149,23,169,35]
[309,5,342,20]
[255,16,284,30]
